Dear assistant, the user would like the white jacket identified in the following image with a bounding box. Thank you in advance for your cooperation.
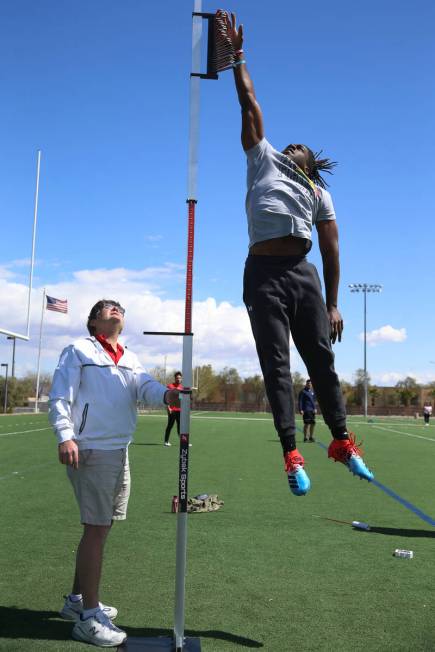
[49,336,167,449]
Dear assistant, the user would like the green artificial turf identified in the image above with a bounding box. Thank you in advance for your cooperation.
[1,412,434,651]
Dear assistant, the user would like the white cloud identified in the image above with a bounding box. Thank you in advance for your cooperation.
[374,371,409,385]
[360,325,407,346]
[0,265,271,378]
[372,371,435,386]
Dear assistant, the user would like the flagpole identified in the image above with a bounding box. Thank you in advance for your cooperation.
[35,288,46,413]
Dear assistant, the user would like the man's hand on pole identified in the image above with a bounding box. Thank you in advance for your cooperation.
[58,440,79,469]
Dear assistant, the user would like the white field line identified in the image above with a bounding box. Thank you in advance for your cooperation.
[371,424,435,443]
[139,414,433,428]
[0,427,51,438]
[139,414,274,422]
[0,422,42,428]
[349,421,433,429]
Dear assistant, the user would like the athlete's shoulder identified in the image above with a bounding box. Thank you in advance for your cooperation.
[246,137,274,162]
[315,186,336,222]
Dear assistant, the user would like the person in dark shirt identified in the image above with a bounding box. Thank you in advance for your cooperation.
[298,379,316,442]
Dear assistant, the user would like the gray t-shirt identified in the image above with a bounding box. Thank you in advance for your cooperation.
[246,138,336,247]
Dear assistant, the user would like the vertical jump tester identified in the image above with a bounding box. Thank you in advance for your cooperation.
[125,4,235,651]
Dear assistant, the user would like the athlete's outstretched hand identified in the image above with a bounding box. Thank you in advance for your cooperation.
[328,306,343,344]
[217,9,243,51]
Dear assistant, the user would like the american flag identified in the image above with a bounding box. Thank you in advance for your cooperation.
[46,295,68,314]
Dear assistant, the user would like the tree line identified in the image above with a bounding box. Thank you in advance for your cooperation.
[1,367,434,413]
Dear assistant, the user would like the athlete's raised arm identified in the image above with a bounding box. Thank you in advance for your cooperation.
[317,219,343,344]
[219,10,264,151]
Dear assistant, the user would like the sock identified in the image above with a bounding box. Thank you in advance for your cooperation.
[332,429,349,440]
[280,433,296,453]
[81,606,100,620]
[69,593,82,602]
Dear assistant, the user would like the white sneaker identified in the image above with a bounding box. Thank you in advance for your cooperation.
[164,441,171,446]
[60,595,118,621]
[72,609,127,647]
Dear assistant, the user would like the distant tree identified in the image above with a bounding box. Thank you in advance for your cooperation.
[147,365,166,385]
[217,367,242,408]
[194,365,220,403]
[241,375,266,410]
[0,372,54,411]
[353,368,371,407]
[291,371,305,404]
[340,380,355,406]
[426,382,435,403]
[395,376,420,406]
[369,386,379,407]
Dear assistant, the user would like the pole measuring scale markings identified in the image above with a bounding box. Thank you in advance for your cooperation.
[126,6,235,652]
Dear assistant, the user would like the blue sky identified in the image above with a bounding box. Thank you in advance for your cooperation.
[1,0,434,385]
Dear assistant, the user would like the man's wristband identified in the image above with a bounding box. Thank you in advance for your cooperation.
[233,59,246,68]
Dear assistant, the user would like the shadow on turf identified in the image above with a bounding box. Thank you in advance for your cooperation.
[0,607,263,648]
[368,526,435,538]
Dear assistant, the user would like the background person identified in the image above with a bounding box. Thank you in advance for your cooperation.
[221,10,374,496]
[49,299,179,648]
[423,402,432,426]
[298,379,317,442]
[164,371,183,446]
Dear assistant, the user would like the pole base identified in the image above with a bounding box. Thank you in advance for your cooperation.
[118,636,201,651]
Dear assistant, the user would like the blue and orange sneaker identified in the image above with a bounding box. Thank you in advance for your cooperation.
[328,433,374,482]
[284,449,311,496]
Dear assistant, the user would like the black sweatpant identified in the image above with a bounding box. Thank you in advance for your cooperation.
[243,254,347,452]
[164,411,180,443]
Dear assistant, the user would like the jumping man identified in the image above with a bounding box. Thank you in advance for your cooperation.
[220,10,374,496]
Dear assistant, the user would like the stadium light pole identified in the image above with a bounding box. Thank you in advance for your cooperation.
[1,363,9,414]
[7,336,16,377]
[348,284,383,418]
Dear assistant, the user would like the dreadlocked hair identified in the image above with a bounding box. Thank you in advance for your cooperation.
[307,148,337,189]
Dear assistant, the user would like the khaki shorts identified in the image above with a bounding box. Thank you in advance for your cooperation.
[67,448,130,526]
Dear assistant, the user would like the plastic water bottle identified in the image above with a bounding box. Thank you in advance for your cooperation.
[352,521,370,531]
[393,549,413,559]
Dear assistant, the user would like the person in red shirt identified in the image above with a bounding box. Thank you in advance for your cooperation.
[164,371,183,446]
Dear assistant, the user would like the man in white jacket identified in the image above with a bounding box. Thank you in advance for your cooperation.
[49,299,179,648]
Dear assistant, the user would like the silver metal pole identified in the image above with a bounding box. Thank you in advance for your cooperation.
[7,337,16,377]
[174,335,194,651]
[1,364,8,413]
[0,150,41,343]
[187,0,202,201]
[364,288,367,419]
[174,4,202,650]
[35,288,46,413]
[26,150,41,338]
[11,338,16,378]
[349,284,382,419]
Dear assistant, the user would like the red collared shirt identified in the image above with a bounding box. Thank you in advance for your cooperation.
[95,334,124,365]
[166,381,182,411]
